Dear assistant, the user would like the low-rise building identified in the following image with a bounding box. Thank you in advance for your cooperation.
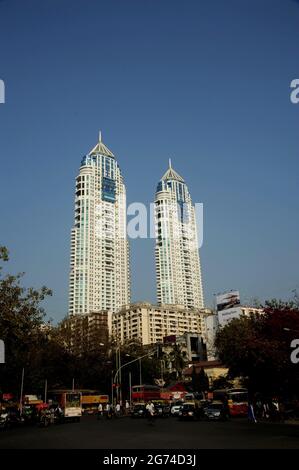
[112,302,211,346]
[163,333,207,362]
[183,360,228,386]
[217,305,263,327]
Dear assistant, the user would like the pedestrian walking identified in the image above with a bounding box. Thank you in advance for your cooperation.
[262,402,270,420]
[115,402,121,418]
[105,402,111,419]
[97,403,103,420]
[248,403,257,423]
[146,401,155,425]
[255,398,263,419]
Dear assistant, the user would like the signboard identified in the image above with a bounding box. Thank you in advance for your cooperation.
[81,395,108,404]
[216,291,240,311]
[2,393,13,401]
[217,306,242,326]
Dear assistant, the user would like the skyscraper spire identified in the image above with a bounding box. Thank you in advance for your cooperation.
[88,131,115,157]
[161,160,185,182]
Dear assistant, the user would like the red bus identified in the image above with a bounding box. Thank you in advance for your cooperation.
[212,388,248,417]
[227,388,248,417]
[131,385,160,402]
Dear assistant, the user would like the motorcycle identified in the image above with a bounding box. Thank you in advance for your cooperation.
[38,409,52,427]
[0,407,24,430]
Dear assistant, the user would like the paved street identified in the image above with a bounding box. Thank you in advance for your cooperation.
[0,416,298,449]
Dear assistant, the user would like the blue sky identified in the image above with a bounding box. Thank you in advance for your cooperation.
[0,0,298,322]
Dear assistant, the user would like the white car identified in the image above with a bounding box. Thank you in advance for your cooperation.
[171,404,182,416]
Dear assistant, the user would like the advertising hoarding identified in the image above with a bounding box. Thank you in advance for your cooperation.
[217,306,242,326]
[216,291,240,311]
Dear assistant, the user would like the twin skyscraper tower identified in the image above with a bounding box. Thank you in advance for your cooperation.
[68,133,204,317]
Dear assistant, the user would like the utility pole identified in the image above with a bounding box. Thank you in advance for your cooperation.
[139,358,142,386]
[119,348,122,405]
[19,368,24,415]
[44,379,48,403]
[129,371,132,405]
[160,360,165,391]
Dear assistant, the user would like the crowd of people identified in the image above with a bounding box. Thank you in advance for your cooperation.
[97,400,130,420]
[96,400,156,423]
[248,396,299,423]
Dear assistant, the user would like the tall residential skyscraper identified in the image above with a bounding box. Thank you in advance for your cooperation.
[68,132,130,315]
[154,160,204,309]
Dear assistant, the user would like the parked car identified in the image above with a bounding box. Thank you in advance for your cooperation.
[203,401,230,421]
[130,404,147,418]
[154,403,170,418]
[171,403,183,417]
[178,403,202,421]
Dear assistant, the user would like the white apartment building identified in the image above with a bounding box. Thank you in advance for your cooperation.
[155,160,204,309]
[217,305,264,327]
[112,302,211,346]
[68,132,130,315]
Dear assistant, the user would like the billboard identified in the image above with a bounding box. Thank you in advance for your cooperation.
[216,291,240,312]
[217,306,242,326]
[216,291,241,327]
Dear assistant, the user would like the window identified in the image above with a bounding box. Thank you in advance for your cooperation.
[102,177,116,203]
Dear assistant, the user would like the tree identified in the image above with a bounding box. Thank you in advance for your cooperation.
[212,375,233,390]
[215,302,299,399]
[0,246,54,393]
[192,367,209,392]
[0,247,78,395]
[165,344,188,380]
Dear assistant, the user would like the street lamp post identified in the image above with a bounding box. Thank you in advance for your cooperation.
[129,371,132,405]
[160,359,165,391]
[114,346,122,404]
[139,358,142,386]
[113,348,158,393]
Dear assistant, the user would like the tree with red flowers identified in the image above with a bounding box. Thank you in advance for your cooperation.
[215,299,299,398]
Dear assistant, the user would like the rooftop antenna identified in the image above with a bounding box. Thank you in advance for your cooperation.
[99,130,102,142]
[169,157,172,168]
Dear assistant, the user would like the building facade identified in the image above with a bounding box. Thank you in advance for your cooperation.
[217,305,264,327]
[68,132,130,315]
[60,311,112,356]
[154,160,204,309]
[112,302,211,346]
[163,332,207,362]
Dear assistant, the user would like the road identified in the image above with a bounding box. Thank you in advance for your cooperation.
[0,415,298,449]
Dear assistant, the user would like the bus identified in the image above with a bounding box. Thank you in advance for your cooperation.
[212,388,248,417]
[226,388,248,417]
[48,390,82,421]
[131,385,161,403]
[81,391,109,414]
